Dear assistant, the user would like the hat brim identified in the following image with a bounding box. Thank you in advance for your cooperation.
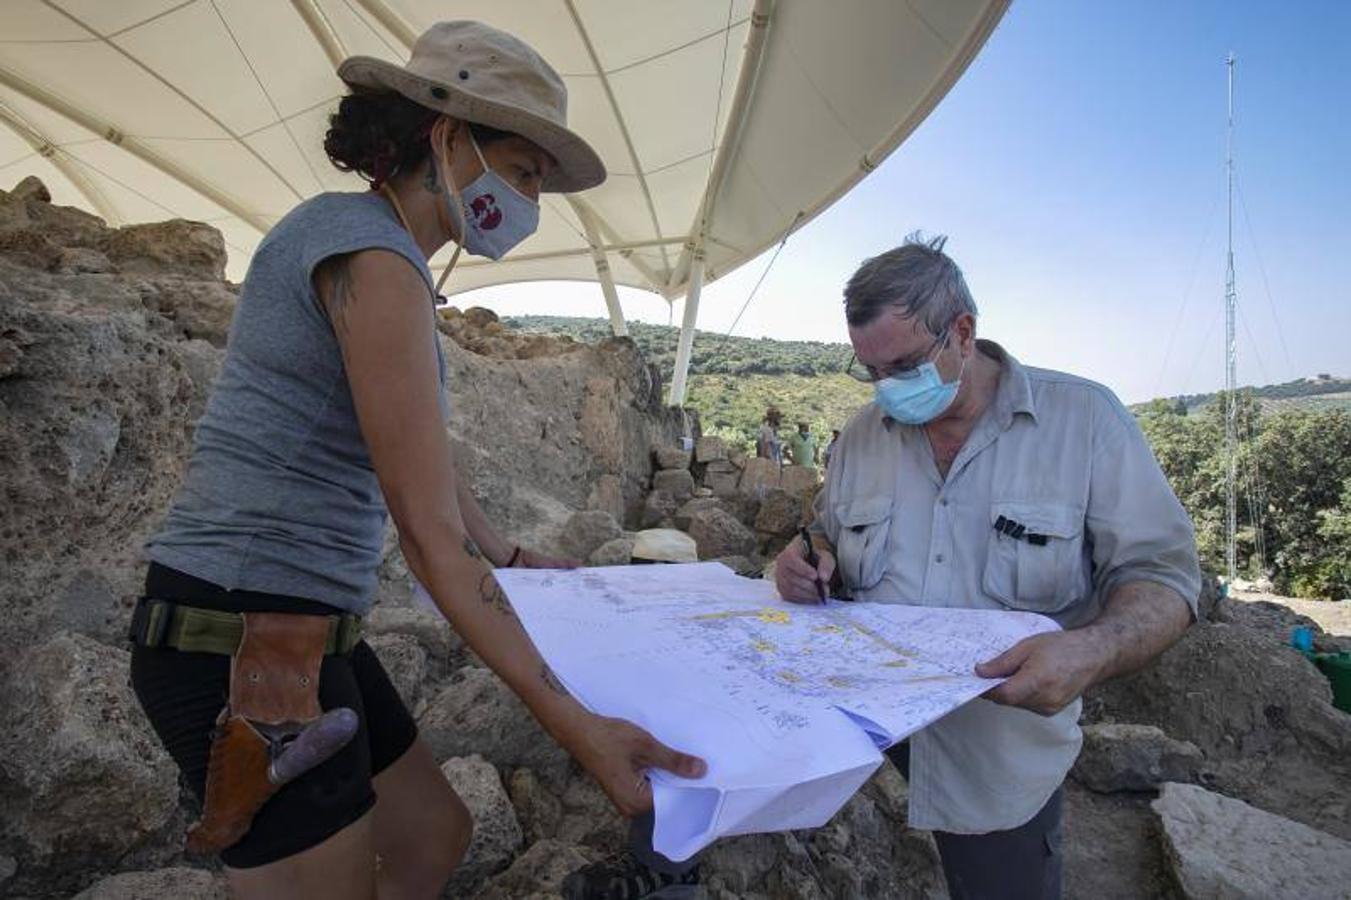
[338,56,606,194]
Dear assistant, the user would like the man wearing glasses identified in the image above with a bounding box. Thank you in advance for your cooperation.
[774,233,1200,900]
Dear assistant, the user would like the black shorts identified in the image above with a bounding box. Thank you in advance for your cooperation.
[130,563,418,869]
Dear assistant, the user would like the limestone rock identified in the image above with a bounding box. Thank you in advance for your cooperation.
[588,537,634,567]
[56,246,114,275]
[555,771,626,849]
[685,506,758,560]
[102,220,227,280]
[779,465,820,497]
[363,605,463,673]
[651,467,695,501]
[674,496,724,531]
[559,510,622,561]
[1152,782,1351,899]
[367,633,429,710]
[464,306,500,327]
[701,458,741,496]
[754,488,804,536]
[508,767,564,844]
[695,435,727,462]
[440,755,523,893]
[0,633,177,868]
[475,838,592,900]
[71,867,228,899]
[1085,621,1351,838]
[631,528,698,564]
[585,473,624,522]
[12,174,51,202]
[419,668,569,783]
[1072,723,1204,793]
[654,446,692,471]
[641,489,679,529]
[738,458,781,495]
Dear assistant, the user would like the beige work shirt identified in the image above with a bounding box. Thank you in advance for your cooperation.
[809,340,1200,833]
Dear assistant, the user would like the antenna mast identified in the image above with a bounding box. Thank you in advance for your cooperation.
[1224,52,1238,583]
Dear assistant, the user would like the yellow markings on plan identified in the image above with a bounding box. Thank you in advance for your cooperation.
[882,659,910,668]
[827,675,853,688]
[751,639,775,653]
[813,623,843,634]
[692,607,792,625]
[778,670,801,683]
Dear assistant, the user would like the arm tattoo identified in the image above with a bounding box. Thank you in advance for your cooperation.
[478,572,516,617]
[541,663,569,696]
[314,253,356,336]
[463,536,483,560]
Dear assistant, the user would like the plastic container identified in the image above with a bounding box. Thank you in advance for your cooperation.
[1312,652,1351,714]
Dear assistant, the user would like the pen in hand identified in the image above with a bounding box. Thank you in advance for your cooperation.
[798,526,827,604]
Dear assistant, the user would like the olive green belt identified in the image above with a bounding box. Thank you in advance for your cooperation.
[129,598,363,656]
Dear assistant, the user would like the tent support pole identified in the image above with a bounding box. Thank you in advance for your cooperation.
[668,250,704,406]
[570,197,627,336]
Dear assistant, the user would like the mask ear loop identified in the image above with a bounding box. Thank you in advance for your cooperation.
[433,120,466,296]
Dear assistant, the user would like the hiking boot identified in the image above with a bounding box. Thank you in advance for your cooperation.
[560,850,701,900]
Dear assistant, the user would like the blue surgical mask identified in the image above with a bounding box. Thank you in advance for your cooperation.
[873,348,966,425]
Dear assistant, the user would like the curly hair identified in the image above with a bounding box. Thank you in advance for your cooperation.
[324,89,513,189]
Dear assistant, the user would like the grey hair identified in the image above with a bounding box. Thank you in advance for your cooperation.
[843,232,977,333]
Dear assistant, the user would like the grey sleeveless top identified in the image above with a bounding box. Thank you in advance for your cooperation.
[146,191,447,614]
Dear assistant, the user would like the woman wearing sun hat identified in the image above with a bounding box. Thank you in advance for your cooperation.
[130,21,705,899]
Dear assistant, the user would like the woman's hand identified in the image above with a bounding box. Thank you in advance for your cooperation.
[516,548,581,569]
[567,714,707,817]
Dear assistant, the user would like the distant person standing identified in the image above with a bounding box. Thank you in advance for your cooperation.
[822,428,841,469]
[785,421,819,469]
[757,407,783,463]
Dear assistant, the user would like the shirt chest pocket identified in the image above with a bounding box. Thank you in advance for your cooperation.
[834,497,892,592]
[983,501,1089,615]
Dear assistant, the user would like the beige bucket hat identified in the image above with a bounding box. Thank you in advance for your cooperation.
[338,20,605,193]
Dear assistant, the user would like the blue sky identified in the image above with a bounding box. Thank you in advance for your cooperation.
[463,1,1351,405]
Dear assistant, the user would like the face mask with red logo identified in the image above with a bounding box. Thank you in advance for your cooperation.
[450,131,540,262]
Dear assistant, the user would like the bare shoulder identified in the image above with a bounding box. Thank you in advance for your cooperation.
[313,249,431,336]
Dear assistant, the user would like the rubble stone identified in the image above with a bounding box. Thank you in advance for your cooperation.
[558,510,622,561]
[685,506,758,559]
[654,446,692,470]
[440,755,523,893]
[588,537,634,567]
[71,867,228,899]
[1072,723,1204,793]
[739,457,782,495]
[651,467,695,501]
[695,435,727,462]
[1153,782,1351,899]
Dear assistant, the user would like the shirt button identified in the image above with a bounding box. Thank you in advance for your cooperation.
[935,554,945,563]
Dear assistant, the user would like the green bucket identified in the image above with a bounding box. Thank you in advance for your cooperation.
[1310,652,1351,714]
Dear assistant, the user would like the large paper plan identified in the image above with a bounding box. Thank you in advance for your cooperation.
[496,562,1058,860]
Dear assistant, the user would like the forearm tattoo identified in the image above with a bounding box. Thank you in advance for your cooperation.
[478,572,515,617]
[463,536,483,560]
[541,663,569,696]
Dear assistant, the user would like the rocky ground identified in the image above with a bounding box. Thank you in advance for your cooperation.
[2,180,1349,899]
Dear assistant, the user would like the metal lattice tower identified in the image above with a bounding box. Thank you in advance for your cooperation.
[1224,52,1238,582]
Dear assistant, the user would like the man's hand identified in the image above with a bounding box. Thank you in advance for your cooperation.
[516,548,581,569]
[976,629,1106,717]
[774,541,835,604]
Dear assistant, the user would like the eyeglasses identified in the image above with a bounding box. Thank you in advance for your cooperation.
[843,328,950,384]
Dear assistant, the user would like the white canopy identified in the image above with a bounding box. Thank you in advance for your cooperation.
[0,0,1007,400]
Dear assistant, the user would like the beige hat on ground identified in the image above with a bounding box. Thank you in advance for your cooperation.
[338,20,605,193]
[632,529,699,564]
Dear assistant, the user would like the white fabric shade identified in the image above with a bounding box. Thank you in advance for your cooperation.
[1,1,1007,399]
[0,0,1006,289]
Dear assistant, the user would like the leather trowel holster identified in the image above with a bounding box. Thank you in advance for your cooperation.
[186,612,358,855]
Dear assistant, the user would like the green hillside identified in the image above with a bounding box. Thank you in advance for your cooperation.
[502,314,1351,598]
